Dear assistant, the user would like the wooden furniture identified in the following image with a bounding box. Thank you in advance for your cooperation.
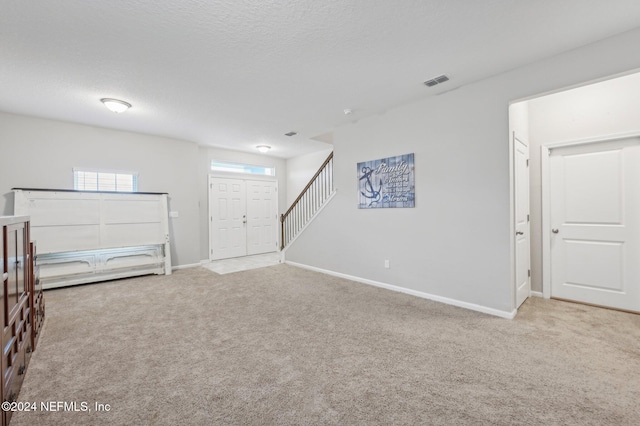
[1,216,42,426]
[30,241,44,350]
[13,188,172,289]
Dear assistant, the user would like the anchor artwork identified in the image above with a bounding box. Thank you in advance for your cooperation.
[357,153,415,209]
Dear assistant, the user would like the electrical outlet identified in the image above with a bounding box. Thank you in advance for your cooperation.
[384,259,390,269]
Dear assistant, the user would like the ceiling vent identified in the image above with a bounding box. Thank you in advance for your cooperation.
[284,131,297,137]
[424,75,449,87]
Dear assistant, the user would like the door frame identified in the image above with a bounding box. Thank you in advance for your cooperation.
[540,131,640,298]
[208,173,279,261]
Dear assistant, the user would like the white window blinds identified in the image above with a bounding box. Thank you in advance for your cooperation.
[73,168,138,192]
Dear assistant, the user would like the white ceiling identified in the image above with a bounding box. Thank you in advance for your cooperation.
[2,1,640,158]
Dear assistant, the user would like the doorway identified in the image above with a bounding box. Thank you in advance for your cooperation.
[510,70,640,314]
[208,176,278,261]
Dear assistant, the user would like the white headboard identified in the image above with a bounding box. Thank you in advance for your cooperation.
[13,188,172,288]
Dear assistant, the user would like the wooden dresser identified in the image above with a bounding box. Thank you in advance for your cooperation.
[1,216,43,426]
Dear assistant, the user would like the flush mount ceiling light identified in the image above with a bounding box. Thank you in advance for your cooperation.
[100,98,132,113]
[256,145,271,153]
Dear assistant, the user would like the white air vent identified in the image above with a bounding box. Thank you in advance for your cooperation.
[424,74,449,87]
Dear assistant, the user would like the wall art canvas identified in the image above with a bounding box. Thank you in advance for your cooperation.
[357,153,415,209]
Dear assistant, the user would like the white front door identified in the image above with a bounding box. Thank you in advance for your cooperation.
[209,177,278,261]
[549,138,640,312]
[210,178,247,260]
[246,180,278,255]
[514,133,531,308]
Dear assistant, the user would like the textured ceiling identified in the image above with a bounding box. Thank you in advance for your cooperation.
[2,0,640,158]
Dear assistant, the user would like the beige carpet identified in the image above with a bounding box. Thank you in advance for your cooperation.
[10,264,640,425]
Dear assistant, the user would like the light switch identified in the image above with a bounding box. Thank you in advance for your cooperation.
[169,211,179,218]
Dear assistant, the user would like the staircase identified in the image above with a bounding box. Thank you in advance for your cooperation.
[281,152,335,250]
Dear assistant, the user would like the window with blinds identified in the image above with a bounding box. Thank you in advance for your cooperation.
[73,168,138,192]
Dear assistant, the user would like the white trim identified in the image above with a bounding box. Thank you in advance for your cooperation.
[209,171,278,181]
[286,261,517,319]
[281,189,337,252]
[541,145,552,299]
[540,132,640,300]
[73,166,139,175]
[172,263,202,271]
[210,160,276,178]
[531,291,545,298]
[508,130,516,311]
[540,131,640,150]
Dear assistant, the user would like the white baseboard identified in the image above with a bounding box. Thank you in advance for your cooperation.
[531,291,544,298]
[172,263,202,271]
[286,261,517,319]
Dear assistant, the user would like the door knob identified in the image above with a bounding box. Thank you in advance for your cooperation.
[552,229,559,234]
[516,231,524,235]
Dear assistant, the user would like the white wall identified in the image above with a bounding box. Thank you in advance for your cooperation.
[286,148,333,206]
[0,112,201,266]
[525,71,640,293]
[285,27,640,315]
[197,146,287,261]
[528,72,640,143]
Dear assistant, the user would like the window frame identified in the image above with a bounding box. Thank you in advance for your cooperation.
[210,160,276,177]
[73,167,139,192]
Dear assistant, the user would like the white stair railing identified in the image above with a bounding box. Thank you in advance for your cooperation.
[280,152,334,250]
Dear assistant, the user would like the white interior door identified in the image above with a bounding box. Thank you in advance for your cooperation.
[549,138,640,312]
[210,178,247,260]
[514,133,531,308]
[246,180,278,255]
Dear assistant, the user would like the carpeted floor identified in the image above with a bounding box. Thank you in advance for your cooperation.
[9,264,640,425]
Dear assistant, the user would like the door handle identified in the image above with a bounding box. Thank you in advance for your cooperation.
[516,231,524,235]
[552,229,559,234]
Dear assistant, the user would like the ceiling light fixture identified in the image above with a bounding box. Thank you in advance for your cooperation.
[256,145,271,153]
[343,109,353,115]
[100,98,132,113]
